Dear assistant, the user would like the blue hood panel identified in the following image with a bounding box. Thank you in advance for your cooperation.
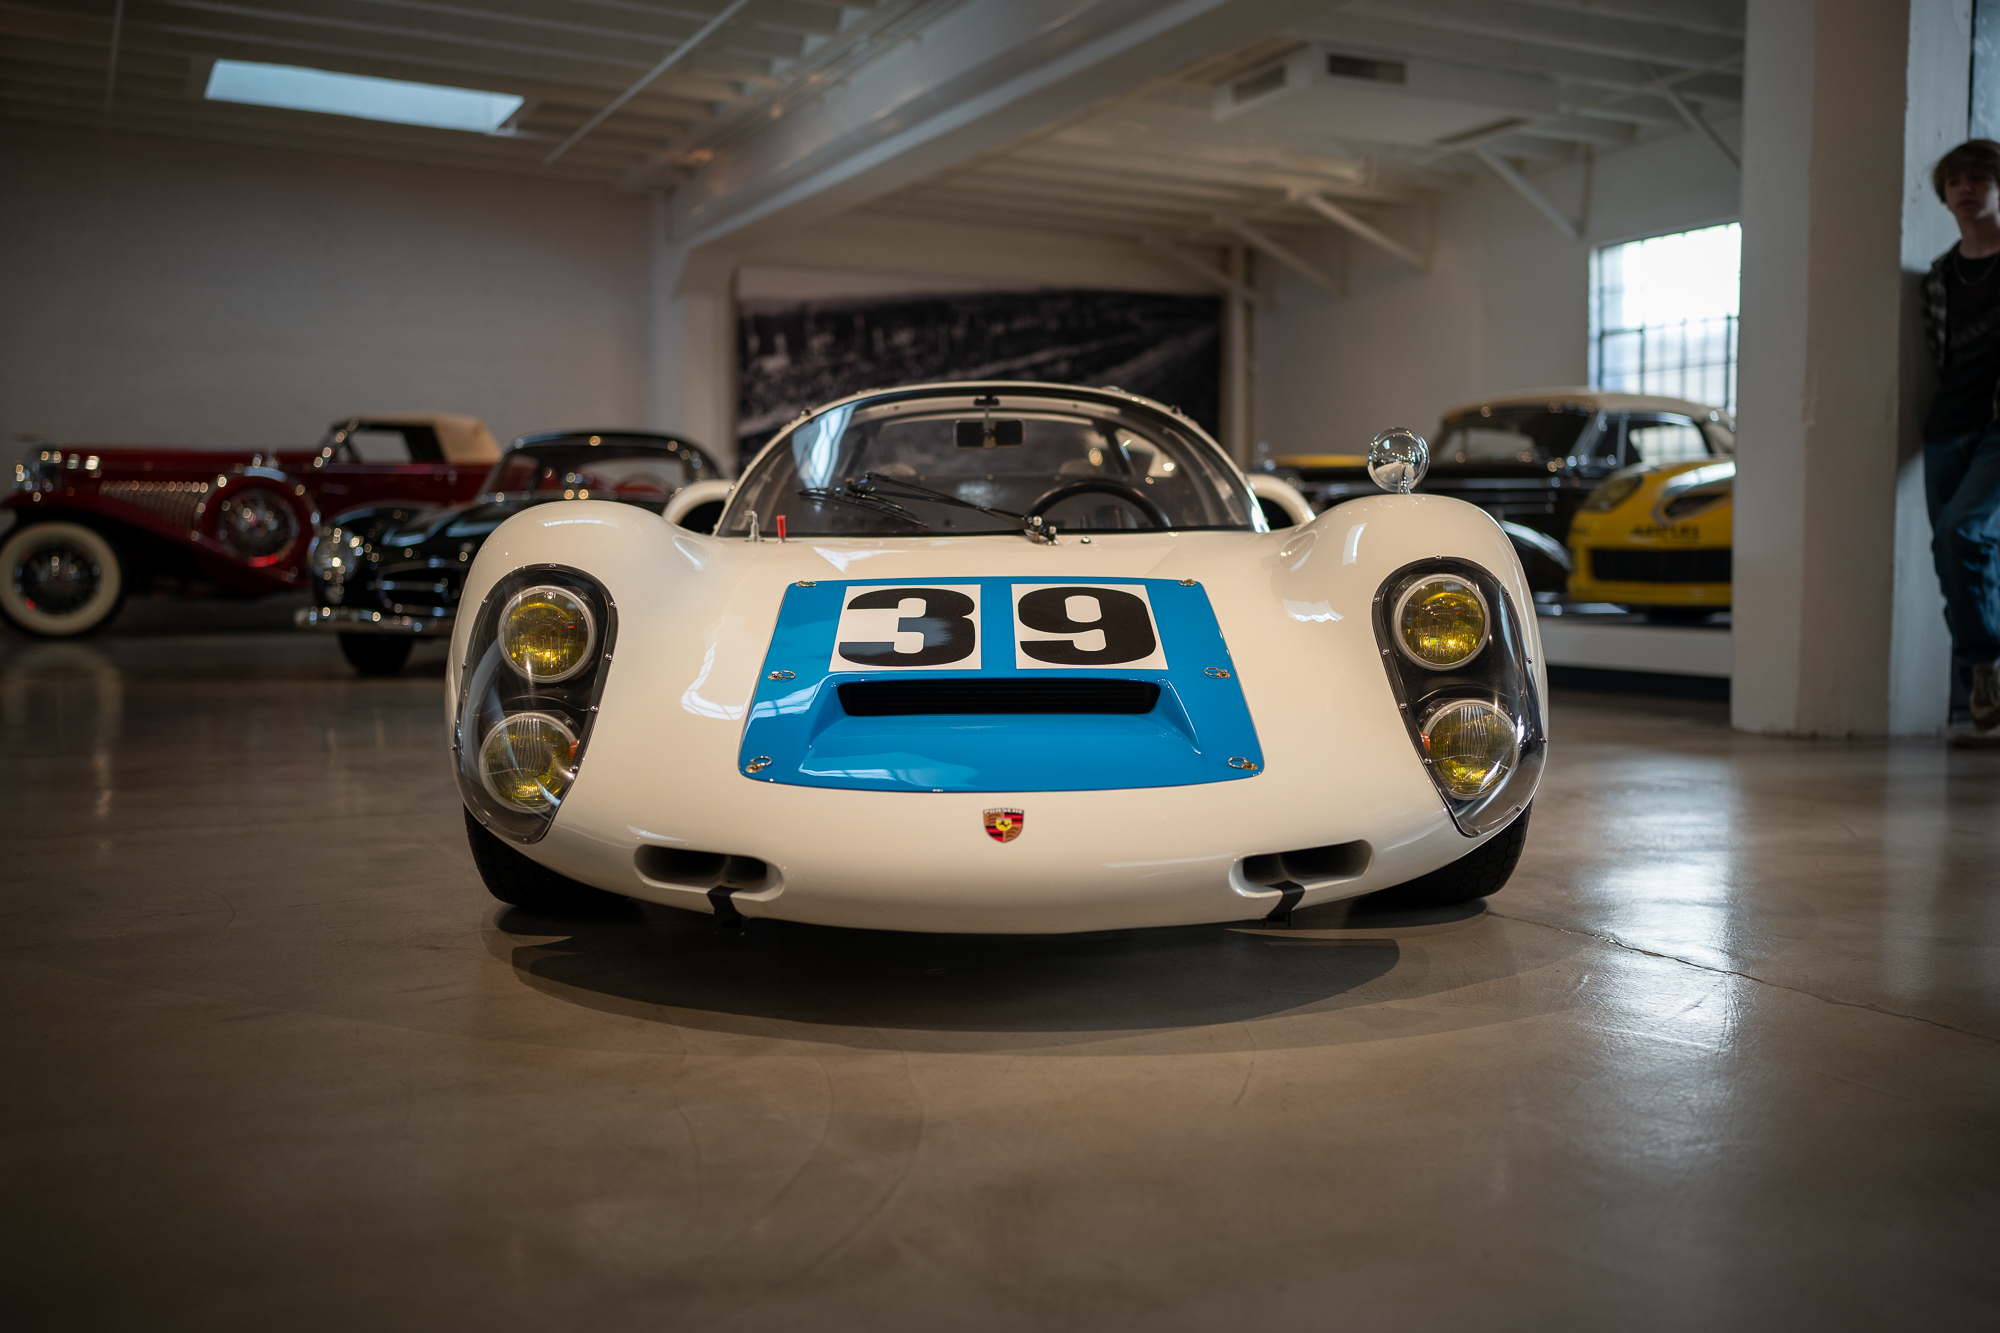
[739,576,1262,793]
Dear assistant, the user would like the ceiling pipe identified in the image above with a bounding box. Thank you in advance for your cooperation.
[545,0,755,166]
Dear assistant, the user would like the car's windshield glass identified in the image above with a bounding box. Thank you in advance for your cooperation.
[1434,408,1598,464]
[487,439,702,501]
[719,390,1257,536]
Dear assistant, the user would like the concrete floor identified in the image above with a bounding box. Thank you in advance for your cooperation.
[3,622,1998,1331]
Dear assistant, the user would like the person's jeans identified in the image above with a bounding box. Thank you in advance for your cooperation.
[1926,429,2000,661]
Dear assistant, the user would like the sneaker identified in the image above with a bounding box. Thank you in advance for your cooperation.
[1951,726,2000,750]
[1974,662,2000,732]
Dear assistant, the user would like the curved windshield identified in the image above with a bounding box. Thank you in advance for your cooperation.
[1435,407,1603,464]
[720,389,1256,537]
[485,437,709,503]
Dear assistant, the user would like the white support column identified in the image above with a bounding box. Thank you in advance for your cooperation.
[1734,0,1968,736]
[648,194,739,465]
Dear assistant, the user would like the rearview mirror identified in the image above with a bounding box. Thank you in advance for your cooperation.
[956,419,1024,448]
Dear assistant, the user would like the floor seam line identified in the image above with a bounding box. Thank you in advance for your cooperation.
[1483,908,2000,1046]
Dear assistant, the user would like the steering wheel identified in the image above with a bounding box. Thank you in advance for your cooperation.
[1024,479,1172,529]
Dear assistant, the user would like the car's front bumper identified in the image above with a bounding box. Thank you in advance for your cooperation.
[294,605,454,636]
[527,774,1477,934]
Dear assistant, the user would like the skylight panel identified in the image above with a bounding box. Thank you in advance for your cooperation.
[205,61,523,135]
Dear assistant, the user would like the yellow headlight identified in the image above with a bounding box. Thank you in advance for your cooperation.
[502,585,594,682]
[1423,699,1518,797]
[479,712,577,811]
[1396,577,1488,668]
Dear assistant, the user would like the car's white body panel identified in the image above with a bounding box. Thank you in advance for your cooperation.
[447,493,1543,933]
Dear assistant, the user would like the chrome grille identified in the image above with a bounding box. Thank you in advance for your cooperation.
[96,480,208,531]
[377,558,464,614]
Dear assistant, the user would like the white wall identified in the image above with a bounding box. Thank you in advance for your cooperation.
[0,126,650,452]
[1254,127,1742,454]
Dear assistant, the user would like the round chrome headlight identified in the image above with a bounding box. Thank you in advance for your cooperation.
[308,523,344,579]
[500,585,595,683]
[1422,699,1518,797]
[1394,576,1489,669]
[479,712,578,811]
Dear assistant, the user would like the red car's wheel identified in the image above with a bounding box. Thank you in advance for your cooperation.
[0,521,127,637]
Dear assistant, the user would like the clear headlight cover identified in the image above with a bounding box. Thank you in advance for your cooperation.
[1373,559,1544,837]
[454,568,615,844]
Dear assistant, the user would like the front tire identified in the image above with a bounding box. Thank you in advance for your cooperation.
[0,521,127,637]
[463,809,631,913]
[338,633,413,675]
[1368,807,1531,909]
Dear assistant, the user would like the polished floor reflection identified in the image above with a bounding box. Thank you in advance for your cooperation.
[3,626,1997,1331]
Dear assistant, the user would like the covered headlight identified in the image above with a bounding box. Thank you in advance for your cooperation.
[454,569,614,844]
[501,585,595,682]
[1373,558,1544,836]
[1422,699,1519,797]
[479,712,577,811]
[1395,576,1487,669]
[1581,473,1644,512]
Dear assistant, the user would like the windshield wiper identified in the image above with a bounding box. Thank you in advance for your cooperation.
[851,472,1057,545]
[796,486,931,529]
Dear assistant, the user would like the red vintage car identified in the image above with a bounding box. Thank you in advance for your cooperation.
[1,414,501,636]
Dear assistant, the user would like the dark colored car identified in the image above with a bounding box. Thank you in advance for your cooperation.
[0,414,502,636]
[1262,390,1734,595]
[297,430,728,674]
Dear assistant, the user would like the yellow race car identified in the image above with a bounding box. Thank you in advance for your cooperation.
[1568,457,1734,619]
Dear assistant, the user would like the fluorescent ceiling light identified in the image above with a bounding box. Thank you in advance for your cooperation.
[205,60,523,135]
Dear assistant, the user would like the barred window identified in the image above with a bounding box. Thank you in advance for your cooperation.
[1590,223,1741,412]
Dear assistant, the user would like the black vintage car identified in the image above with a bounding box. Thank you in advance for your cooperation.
[1263,390,1734,594]
[296,429,728,674]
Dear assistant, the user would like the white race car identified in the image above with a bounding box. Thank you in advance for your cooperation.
[449,382,1545,933]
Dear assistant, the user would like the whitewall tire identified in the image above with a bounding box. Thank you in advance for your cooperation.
[0,521,126,637]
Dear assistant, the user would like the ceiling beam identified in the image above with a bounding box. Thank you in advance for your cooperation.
[1140,234,1268,305]
[545,0,753,163]
[1225,218,1343,298]
[1296,193,1426,271]
[1472,145,1580,239]
[1301,12,1741,105]
[1341,0,1741,75]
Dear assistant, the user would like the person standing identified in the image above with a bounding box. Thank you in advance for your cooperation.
[1925,140,2000,741]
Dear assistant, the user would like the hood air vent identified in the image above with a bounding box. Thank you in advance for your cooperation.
[837,678,1161,716]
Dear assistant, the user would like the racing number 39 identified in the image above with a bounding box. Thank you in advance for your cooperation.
[827,581,1170,672]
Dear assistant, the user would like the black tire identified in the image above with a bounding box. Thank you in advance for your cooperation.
[463,808,631,913]
[0,521,128,637]
[338,633,414,675]
[1367,806,1531,909]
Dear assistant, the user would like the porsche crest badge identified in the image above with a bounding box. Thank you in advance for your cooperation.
[983,808,1025,843]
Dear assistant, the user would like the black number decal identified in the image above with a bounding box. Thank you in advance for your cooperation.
[1017,586,1157,665]
[837,587,977,666]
